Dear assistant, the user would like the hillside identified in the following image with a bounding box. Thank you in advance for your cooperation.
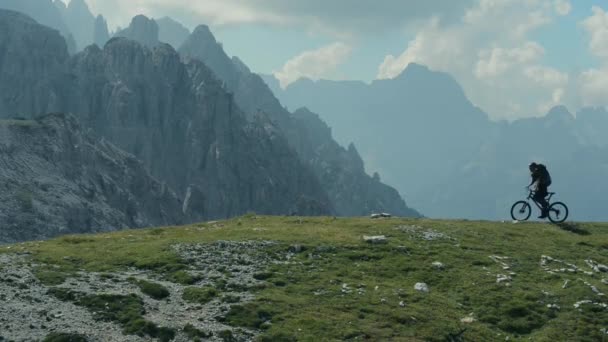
[1,217,607,341]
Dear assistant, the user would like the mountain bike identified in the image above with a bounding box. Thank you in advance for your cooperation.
[510,190,568,223]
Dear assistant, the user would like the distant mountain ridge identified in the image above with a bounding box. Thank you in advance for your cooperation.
[264,66,608,221]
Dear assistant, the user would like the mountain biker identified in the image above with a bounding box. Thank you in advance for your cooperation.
[527,162,552,218]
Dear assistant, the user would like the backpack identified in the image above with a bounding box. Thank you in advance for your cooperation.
[537,164,552,187]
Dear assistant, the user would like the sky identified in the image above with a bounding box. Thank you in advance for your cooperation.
[79,0,608,120]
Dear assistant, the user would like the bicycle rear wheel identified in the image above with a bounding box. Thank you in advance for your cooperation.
[548,202,568,223]
[510,201,531,221]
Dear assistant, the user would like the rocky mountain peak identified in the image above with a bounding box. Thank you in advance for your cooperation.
[93,14,110,47]
[115,15,159,48]
[66,0,89,12]
[191,24,216,44]
[546,105,574,121]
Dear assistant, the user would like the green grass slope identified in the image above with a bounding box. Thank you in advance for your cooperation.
[1,216,608,341]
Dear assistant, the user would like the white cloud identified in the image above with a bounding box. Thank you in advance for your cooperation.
[475,42,545,79]
[582,6,608,59]
[377,0,572,119]
[524,65,568,87]
[580,68,608,106]
[273,42,353,88]
[554,0,572,16]
[579,6,608,107]
[82,0,475,34]
[84,0,289,30]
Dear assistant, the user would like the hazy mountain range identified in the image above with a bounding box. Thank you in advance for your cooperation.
[263,68,608,221]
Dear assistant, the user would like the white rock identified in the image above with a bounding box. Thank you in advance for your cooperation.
[432,261,445,269]
[414,282,429,293]
[399,301,406,307]
[363,235,387,244]
[461,316,476,323]
[574,300,593,309]
[496,274,512,284]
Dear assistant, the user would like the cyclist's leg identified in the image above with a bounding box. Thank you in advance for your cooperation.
[536,185,549,216]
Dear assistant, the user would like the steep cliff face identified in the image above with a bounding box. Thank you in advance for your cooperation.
[0,113,186,243]
[0,10,70,117]
[0,10,333,226]
[179,24,419,217]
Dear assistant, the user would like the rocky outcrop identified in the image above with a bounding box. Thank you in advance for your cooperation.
[114,15,160,48]
[0,113,186,243]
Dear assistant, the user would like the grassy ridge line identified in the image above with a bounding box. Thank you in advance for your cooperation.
[1,217,608,341]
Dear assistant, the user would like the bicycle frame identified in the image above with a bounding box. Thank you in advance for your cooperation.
[526,191,555,211]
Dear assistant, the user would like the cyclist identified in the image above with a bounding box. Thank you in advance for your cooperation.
[527,162,552,218]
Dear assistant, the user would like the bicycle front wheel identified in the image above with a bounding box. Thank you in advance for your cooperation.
[548,202,568,223]
[510,201,531,221]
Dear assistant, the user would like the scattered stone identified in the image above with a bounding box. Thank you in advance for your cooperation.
[432,262,445,270]
[586,259,608,273]
[288,245,305,253]
[414,283,429,293]
[496,274,512,284]
[399,301,406,308]
[395,225,451,241]
[371,213,392,219]
[380,298,387,304]
[461,315,476,323]
[574,300,593,309]
[547,304,560,310]
[562,280,570,289]
[363,235,387,244]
